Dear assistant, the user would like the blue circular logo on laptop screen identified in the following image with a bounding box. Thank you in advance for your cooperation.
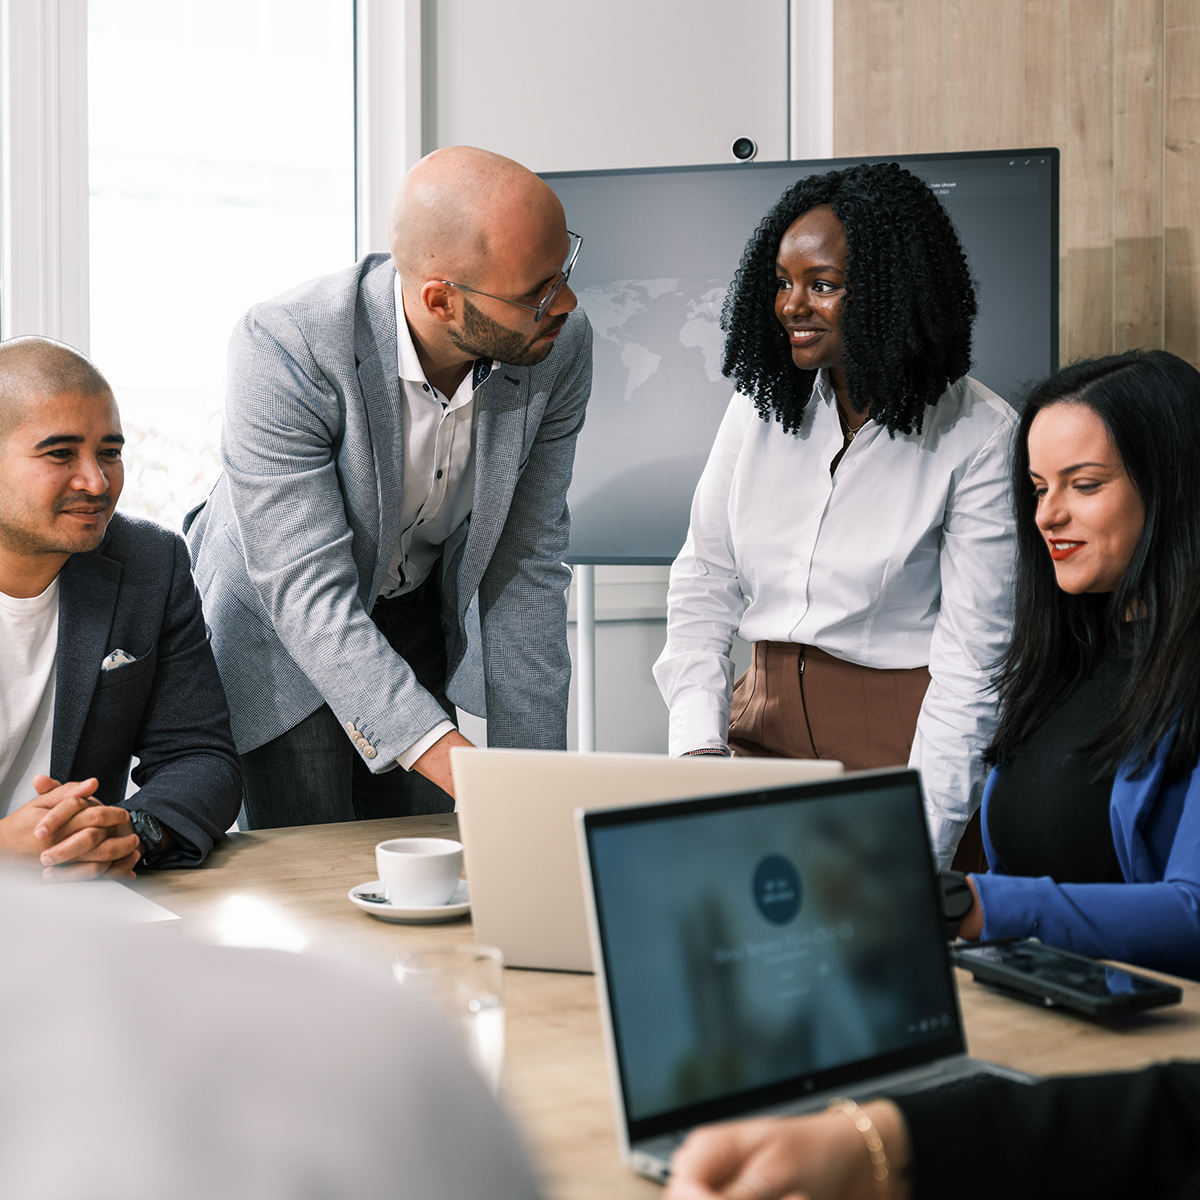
[753,854,802,924]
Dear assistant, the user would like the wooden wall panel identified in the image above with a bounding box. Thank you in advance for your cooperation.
[1023,0,1070,354]
[833,0,1196,370]
[1113,0,1163,353]
[1165,0,1200,365]
[1065,0,1115,359]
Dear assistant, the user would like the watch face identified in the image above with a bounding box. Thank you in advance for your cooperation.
[130,810,163,856]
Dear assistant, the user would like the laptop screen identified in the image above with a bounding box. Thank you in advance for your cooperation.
[582,771,963,1141]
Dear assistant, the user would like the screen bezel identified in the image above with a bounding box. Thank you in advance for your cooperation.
[542,147,1061,565]
[582,769,965,1143]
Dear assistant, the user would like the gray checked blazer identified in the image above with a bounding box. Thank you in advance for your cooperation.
[185,253,592,766]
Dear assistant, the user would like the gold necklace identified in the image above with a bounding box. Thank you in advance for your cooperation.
[837,404,863,442]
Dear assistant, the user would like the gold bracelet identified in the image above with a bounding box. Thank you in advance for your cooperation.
[827,1097,889,1197]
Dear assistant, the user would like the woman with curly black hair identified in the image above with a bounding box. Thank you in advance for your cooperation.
[653,163,1017,869]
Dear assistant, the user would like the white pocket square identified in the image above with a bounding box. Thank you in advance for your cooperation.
[100,649,137,671]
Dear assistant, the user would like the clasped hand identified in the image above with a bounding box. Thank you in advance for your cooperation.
[0,775,140,881]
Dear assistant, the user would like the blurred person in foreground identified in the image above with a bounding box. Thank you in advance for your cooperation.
[0,336,240,876]
[654,163,1016,872]
[0,868,542,1198]
[665,1064,1200,1199]
[186,145,591,830]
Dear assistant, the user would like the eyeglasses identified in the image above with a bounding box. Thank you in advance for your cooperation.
[438,231,582,323]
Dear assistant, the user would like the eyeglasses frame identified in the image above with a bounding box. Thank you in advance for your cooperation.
[437,231,583,323]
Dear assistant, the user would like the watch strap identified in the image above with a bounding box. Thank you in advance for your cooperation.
[937,869,974,941]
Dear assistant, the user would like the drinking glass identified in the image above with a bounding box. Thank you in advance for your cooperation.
[393,945,505,1092]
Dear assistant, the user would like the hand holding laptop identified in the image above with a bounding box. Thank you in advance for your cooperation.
[665,1102,911,1200]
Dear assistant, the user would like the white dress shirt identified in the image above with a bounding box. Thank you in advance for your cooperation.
[653,372,1017,867]
[385,275,496,770]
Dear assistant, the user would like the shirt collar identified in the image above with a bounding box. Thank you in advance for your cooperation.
[394,272,499,392]
[813,368,835,403]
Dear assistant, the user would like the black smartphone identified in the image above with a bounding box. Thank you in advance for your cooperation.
[951,938,1183,1017]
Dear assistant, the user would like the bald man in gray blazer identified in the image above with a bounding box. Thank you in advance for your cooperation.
[187,147,591,829]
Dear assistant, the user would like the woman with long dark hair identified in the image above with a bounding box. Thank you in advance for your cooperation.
[954,349,1200,977]
[654,163,1017,869]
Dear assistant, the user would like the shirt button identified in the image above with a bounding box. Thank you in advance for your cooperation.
[813,509,821,519]
[422,383,430,392]
[797,557,806,566]
[436,469,443,479]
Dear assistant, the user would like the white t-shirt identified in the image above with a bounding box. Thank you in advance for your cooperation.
[0,579,60,817]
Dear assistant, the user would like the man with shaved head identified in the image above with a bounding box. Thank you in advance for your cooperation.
[0,337,241,873]
[187,147,591,828]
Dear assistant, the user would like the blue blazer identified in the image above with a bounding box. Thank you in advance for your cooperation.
[54,514,242,866]
[974,733,1200,980]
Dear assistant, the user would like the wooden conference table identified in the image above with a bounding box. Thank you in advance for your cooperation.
[134,813,1200,1200]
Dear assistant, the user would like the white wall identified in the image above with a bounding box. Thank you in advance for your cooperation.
[434,0,788,174]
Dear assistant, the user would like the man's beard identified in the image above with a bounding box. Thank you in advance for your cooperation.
[447,295,567,367]
[0,492,114,557]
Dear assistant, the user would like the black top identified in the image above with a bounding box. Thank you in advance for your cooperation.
[895,1061,1200,1199]
[987,639,1133,883]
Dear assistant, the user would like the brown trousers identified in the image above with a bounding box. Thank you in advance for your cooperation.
[728,642,986,872]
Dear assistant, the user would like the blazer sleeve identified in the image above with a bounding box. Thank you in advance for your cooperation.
[475,316,592,750]
[124,535,242,866]
[972,759,1200,980]
[895,1061,1200,1200]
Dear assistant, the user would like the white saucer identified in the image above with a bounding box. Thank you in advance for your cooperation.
[348,879,470,923]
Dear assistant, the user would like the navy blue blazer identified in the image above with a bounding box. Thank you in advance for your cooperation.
[52,513,241,866]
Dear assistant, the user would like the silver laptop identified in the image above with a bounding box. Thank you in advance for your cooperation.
[576,768,1035,1182]
[451,749,842,972]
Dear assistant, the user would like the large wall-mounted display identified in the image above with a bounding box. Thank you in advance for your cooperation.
[545,149,1059,564]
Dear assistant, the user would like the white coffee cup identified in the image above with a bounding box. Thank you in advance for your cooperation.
[375,837,463,907]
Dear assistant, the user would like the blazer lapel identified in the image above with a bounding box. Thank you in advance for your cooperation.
[355,257,405,599]
[51,547,122,781]
[457,371,530,617]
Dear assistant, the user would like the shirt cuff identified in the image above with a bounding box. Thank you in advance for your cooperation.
[397,720,456,772]
[667,688,731,757]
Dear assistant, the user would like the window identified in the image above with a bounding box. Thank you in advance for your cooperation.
[88,0,356,527]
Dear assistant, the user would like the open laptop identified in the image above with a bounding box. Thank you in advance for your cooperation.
[452,749,842,972]
[576,768,1035,1182]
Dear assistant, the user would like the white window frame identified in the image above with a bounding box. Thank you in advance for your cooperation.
[0,1,830,345]
[0,0,90,348]
[1,0,400,347]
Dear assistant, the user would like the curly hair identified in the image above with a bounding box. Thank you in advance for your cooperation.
[720,162,977,436]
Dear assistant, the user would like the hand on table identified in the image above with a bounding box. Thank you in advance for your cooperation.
[665,1103,911,1200]
[0,775,140,881]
